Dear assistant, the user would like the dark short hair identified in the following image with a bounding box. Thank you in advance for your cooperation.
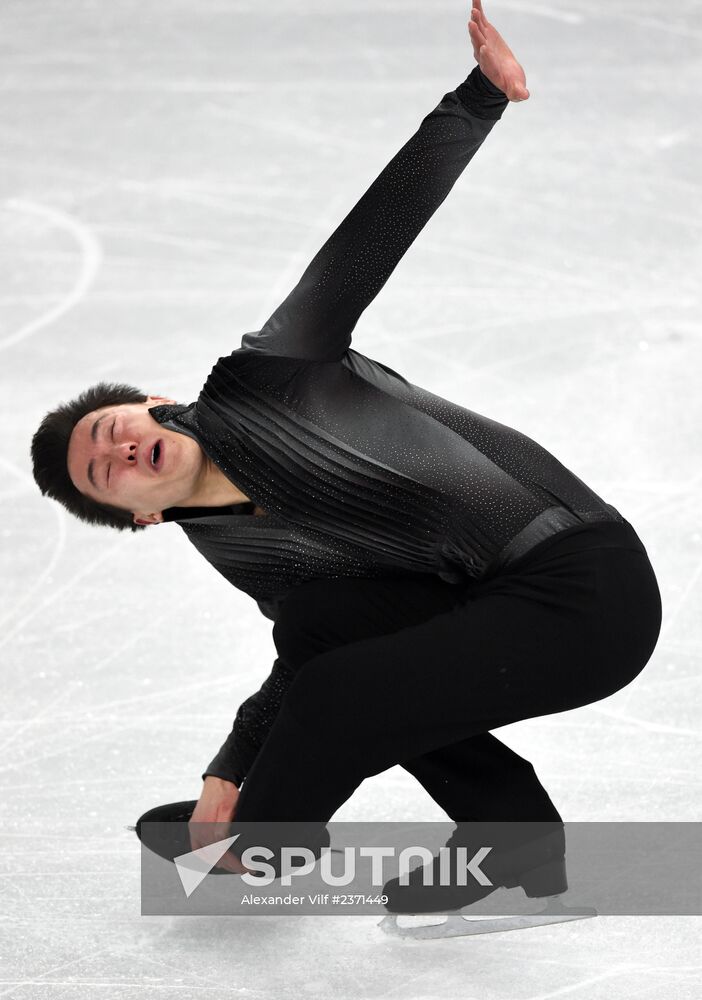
[31,381,150,532]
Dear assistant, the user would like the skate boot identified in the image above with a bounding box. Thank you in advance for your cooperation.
[382,821,567,914]
[380,821,597,938]
[131,799,330,877]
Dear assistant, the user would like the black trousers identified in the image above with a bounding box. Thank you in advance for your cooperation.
[233,519,662,826]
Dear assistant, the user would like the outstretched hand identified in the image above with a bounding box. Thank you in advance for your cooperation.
[468,0,530,102]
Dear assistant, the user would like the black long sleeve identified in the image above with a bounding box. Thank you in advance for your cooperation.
[241,65,508,362]
[201,67,509,786]
[201,657,296,786]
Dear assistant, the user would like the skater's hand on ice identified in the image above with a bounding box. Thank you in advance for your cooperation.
[189,775,253,874]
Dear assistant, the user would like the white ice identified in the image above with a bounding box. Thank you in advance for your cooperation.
[1,0,701,997]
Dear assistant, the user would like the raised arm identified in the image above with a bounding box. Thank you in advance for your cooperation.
[240,64,509,362]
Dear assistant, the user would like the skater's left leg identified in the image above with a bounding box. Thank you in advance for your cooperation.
[401,732,561,823]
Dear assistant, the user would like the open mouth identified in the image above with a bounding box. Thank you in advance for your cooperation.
[150,440,164,472]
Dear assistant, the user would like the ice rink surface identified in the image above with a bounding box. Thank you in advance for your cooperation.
[1,0,701,996]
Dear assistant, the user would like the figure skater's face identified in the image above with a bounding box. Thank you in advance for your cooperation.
[67,397,207,525]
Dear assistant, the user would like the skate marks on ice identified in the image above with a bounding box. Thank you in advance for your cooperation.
[0,200,101,649]
[1,199,103,351]
[0,454,67,646]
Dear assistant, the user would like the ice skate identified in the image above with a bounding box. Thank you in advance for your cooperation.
[130,800,336,876]
[378,823,597,939]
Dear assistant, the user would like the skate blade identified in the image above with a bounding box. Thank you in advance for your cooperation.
[379,898,597,940]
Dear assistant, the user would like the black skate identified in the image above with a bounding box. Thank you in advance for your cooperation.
[379,822,597,939]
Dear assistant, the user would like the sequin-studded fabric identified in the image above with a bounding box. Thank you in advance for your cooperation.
[149,67,623,786]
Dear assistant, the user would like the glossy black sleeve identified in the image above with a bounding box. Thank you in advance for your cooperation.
[201,656,295,786]
[240,66,508,362]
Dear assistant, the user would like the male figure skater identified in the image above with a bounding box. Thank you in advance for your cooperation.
[31,3,661,915]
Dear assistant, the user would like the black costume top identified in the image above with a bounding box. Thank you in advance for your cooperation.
[148,67,623,787]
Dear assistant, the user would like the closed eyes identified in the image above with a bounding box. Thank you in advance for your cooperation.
[109,419,116,486]
[106,418,115,489]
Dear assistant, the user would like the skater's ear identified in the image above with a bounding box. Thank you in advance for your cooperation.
[133,511,164,526]
[145,394,177,406]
